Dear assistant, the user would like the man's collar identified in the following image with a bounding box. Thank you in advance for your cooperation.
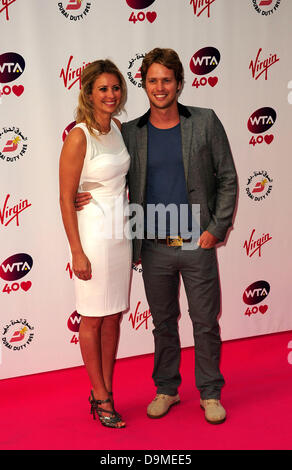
[137,102,191,128]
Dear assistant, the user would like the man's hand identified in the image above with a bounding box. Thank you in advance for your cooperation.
[74,191,92,211]
[197,230,218,249]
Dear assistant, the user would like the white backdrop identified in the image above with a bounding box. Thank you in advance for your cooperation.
[1,0,292,380]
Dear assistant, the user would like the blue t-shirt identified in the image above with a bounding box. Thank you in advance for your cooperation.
[145,121,198,238]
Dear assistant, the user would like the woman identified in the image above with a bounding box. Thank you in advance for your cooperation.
[59,60,131,429]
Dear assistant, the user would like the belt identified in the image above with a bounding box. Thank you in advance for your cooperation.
[147,236,192,247]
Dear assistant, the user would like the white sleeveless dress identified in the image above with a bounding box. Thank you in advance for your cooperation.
[73,120,132,317]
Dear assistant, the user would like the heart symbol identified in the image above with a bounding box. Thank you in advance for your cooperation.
[264,134,274,145]
[12,85,24,97]
[21,281,32,292]
[208,77,218,87]
[146,11,157,23]
[259,305,268,314]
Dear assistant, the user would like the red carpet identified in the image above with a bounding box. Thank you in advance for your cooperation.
[1,330,292,451]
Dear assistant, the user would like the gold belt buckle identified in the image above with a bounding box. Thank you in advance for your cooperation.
[166,236,183,247]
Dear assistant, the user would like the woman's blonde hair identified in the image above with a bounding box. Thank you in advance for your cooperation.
[75,59,127,136]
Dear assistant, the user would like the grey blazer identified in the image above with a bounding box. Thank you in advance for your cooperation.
[122,102,237,263]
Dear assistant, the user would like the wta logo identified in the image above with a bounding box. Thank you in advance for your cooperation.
[248,107,276,134]
[247,107,276,147]
[243,280,270,317]
[0,253,33,281]
[67,311,81,332]
[243,280,270,305]
[67,310,81,345]
[126,0,155,8]
[0,52,25,83]
[127,0,157,23]
[190,47,220,88]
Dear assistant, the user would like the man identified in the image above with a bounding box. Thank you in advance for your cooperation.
[76,48,237,424]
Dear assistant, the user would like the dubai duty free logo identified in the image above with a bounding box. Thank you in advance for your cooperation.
[252,0,281,16]
[58,0,91,21]
[247,107,276,147]
[0,52,25,100]
[127,53,145,88]
[245,170,273,202]
[190,47,220,89]
[189,0,217,18]
[2,318,34,351]
[0,126,28,163]
[126,0,157,24]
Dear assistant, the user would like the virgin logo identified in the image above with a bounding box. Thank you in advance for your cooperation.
[243,229,272,258]
[249,48,279,80]
[129,301,152,330]
[0,0,17,21]
[0,194,31,227]
[66,262,74,279]
[190,0,216,17]
[60,55,90,90]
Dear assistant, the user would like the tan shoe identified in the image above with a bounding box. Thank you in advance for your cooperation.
[200,399,226,424]
[147,393,180,419]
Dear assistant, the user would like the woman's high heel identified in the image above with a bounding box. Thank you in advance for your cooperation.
[89,390,125,429]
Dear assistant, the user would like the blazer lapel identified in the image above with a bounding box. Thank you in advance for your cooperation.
[180,114,193,183]
[136,124,148,200]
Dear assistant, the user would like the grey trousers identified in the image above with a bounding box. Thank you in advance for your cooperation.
[140,239,225,399]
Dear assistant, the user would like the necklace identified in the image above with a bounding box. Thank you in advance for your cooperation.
[100,127,111,135]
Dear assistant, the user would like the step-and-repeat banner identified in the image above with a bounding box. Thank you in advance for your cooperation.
[1,0,292,379]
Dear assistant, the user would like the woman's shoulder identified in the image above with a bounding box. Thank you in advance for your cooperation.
[112,117,122,131]
[64,124,87,147]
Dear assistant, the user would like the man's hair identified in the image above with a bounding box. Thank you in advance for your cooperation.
[141,48,184,89]
[75,59,127,136]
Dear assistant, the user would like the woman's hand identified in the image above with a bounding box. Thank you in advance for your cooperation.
[72,252,92,281]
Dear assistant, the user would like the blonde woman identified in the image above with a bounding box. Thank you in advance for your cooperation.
[59,60,131,429]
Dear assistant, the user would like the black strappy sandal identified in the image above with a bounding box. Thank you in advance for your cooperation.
[108,391,122,419]
[89,391,125,429]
